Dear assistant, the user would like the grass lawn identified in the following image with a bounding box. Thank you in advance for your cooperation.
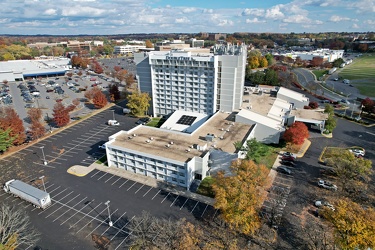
[312,69,328,80]
[146,117,166,128]
[95,155,107,164]
[196,176,215,198]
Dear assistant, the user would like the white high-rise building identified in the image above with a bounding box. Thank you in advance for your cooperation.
[135,44,247,116]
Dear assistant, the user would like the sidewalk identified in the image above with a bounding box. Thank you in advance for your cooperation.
[67,162,215,206]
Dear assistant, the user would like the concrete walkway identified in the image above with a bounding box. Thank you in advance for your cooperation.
[67,162,215,206]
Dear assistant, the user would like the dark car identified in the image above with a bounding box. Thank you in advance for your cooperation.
[280,160,295,167]
[136,117,151,125]
[277,166,292,175]
[281,156,295,162]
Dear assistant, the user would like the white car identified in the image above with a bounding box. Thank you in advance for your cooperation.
[315,200,335,211]
[318,180,337,191]
[98,144,106,150]
[349,149,365,157]
[107,120,120,126]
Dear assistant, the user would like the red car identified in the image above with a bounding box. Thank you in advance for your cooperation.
[281,156,295,162]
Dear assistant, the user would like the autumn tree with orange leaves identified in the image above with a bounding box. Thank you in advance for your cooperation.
[283,121,309,145]
[212,159,269,235]
[0,107,25,145]
[27,108,45,139]
[52,102,70,127]
[93,91,108,108]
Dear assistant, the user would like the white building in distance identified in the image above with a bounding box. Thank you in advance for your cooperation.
[135,44,247,117]
[276,49,344,62]
[114,45,147,54]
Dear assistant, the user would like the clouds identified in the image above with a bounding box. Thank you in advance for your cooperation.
[0,0,373,35]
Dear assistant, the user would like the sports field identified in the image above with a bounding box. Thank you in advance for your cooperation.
[339,54,375,97]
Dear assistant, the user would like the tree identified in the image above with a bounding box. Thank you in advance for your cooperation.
[126,91,151,117]
[92,91,108,108]
[325,116,337,133]
[212,159,269,235]
[264,69,279,86]
[309,101,319,109]
[322,198,375,250]
[332,58,345,68]
[125,73,135,88]
[0,204,40,249]
[360,97,374,115]
[52,102,70,127]
[27,108,42,123]
[84,86,102,101]
[324,104,334,116]
[145,40,153,48]
[310,57,323,67]
[248,56,260,69]
[265,53,274,66]
[0,107,25,145]
[115,69,128,84]
[283,122,309,145]
[259,57,268,68]
[108,84,120,102]
[0,128,15,152]
[27,108,45,139]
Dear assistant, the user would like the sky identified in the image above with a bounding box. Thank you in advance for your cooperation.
[0,0,374,35]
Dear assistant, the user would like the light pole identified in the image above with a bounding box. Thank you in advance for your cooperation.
[104,200,113,227]
[39,176,46,192]
[111,110,115,121]
[40,146,47,165]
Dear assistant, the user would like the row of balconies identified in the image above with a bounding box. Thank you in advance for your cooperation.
[114,161,186,178]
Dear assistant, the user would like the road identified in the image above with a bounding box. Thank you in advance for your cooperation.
[0,106,217,249]
[273,118,375,249]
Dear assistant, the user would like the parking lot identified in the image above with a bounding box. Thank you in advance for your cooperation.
[0,106,219,249]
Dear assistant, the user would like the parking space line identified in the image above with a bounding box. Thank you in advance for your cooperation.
[181,198,190,210]
[85,208,119,238]
[44,192,77,217]
[161,193,170,203]
[90,170,101,178]
[200,204,208,218]
[152,189,161,200]
[100,211,127,237]
[134,184,144,194]
[60,199,95,226]
[109,216,135,249]
[97,172,108,180]
[52,196,88,222]
[170,195,179,207]
[127,182,137,191]
[143,186,153,197]
[111,177,122,186]
[104,174,116,183]
[190,201,199,213]
[75,207,108,234]
[69,202,102,229]
[213,209,219,219]
[32,162,56,168]
[22,148,34,152]
[119,179,129,188]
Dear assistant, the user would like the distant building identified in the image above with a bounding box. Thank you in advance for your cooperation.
[208,33,227,41]
[114,45,147,54]
[276,49,344,62]
[93,41,104,46]
[66,40,92,52]
[186,38,204,48]
[135,44,247,117]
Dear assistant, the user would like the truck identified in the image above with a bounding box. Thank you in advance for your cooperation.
[3,179,52,209]
[107,120,120,126]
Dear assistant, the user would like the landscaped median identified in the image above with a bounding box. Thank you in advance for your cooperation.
[319,146,366,164]
[67,165,95,177]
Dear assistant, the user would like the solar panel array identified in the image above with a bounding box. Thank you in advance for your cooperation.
[176,115,197,125]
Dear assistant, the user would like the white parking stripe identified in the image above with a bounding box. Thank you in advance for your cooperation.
[143,186,153,197]
[134,184,144,194]
[190,201,199,213]
[111,177,122,186]
[97,172,108,180]
[44,192,76,217]
[170,195,179,207]
[200,204,208,217]
[75,207,108,234]
[61,199,95,226]
[90,170,101,178]
[69,202,102,229]
[161,193,170,203]
[152,190,161,200]
[100,211,127,237]
[32,162,56,168]
[119,179,129,188]
[127,182,137,191]
[104,174,116,183]
[85,208,119,238]
[52,196,87,222]
[108,215,135,248]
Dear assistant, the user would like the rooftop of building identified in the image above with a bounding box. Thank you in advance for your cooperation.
[0,58,71,73]
[109,111,253,163]
[290,109,328,121]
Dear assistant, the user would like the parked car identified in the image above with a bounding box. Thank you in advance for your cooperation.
[318,180,337,191]
[136,117,151,125]
[349,148,365,157]
[282,152,296,159]
[98,144,106,150]
[107,120,120,126]
[277,166,292,175]
[281,155,295,162]
[281,160,295,167]
[314,200,335,211]
[333,78,339,81]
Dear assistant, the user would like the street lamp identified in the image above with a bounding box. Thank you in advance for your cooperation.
[40,146,47,165]
[39,176,46,192]
[104,200,113,227]
[111,110,115,121]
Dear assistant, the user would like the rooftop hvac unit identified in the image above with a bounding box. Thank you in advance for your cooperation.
[170,141,174,145]
[220,128,224,131]
[226,129,230,132]
[186,149,191,152]
[150,137,154,140]
[133,134,137,137]
[146,140,151,143]
[219,136,224,140]
[166,144,170,148]
[128,136,133,139]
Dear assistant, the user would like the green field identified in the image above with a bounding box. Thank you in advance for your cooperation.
[338,54,375,97]
[313,69,328,80]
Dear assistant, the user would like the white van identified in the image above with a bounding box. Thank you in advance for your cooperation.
[107,120,120,126]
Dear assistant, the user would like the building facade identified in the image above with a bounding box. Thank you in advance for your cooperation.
[135,44,247,116]
[114,45,147,54]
